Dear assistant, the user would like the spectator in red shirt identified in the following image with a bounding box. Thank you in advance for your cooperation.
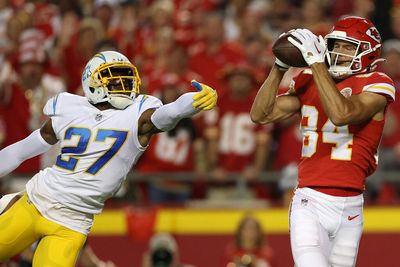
[300,0,332,36]
[378,39,400,166]
[0,29,65,174]
[374,39,400,203]
[146,44,202,96]
[189,12,245,94]
[140,0,175,67]
[204,62,272,198]
[136,75,201,203]
[224,216,276,267]
[141,26,177,84]
[241,34,270,86]
[61,17,103,93]
[94,0,118,38]
[110,0,143,64]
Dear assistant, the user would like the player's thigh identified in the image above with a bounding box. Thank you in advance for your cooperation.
[329,224,363,267]
[0,194,40,261]
[290,195,330,267]
[32,227,86,267]
[290,193,325,250]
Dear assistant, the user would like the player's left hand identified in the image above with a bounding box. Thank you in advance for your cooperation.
[275,57,290,71]
[288,28,326,66]
[191,80,218,110]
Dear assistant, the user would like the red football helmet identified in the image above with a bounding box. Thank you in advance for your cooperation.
[325,16,383,78]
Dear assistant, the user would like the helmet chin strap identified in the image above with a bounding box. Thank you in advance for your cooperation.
[108,94,134,109]
[369,58,385,70]
[328,65,353,78]
[329,58,386,78]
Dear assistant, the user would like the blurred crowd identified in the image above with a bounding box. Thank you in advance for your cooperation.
[0,0,400,206]
[141,215,275,267]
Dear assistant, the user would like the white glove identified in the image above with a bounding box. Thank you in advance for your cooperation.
[275,58,290,71]
[288,28,326,66]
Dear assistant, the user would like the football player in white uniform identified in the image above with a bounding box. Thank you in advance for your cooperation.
[0,51,217,266]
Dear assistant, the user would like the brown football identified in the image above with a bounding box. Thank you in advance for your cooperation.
[272,33,308,68]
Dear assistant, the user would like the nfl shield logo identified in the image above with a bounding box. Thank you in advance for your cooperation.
[301,198,309,206]
[95,114,103,121]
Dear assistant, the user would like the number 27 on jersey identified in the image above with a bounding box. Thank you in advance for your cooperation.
[55,126,128,174]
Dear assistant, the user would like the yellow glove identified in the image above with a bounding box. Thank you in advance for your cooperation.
[191,80,218,111]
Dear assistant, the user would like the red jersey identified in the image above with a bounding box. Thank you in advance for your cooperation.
[189,41,245,94]
[382,88,400,147]
[0,84,40,173]
[136,120,196,172]
[292,70,395,191]
[145,70,202,97]
[209,92,270,172]
[272,117,302,170]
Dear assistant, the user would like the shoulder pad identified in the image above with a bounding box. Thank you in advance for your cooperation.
[43,93,62,116]
[135,94,163,115]
[43,93,86,116]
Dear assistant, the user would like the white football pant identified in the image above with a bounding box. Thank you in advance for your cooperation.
[290,187,363,267]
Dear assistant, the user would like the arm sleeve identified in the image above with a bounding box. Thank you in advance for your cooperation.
[150,92,199,131]
[0,129,52,177]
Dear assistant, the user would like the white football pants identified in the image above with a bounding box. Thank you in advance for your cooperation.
[290,187,363,267]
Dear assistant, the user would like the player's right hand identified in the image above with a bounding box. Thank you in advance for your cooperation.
[288,28,326,66]
[191,80,218,111]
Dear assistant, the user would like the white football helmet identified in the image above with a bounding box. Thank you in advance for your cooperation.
[82,51,141,109]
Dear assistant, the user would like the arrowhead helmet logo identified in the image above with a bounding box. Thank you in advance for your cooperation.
[366,27,381,43]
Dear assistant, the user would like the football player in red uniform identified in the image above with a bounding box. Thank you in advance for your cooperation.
[206,63,271,187]
[251,16,395,267]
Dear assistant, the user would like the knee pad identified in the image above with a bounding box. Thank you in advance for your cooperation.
[329,242,357,267]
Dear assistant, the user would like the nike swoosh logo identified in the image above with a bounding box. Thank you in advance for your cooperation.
[314,42,321,53]
[348,215,360,221]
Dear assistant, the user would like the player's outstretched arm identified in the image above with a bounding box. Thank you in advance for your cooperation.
[0,119,57,177]
[250,65,301,124]
[137,81,217,144]
[150,80,217,132]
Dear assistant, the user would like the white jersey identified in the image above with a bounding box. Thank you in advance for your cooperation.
[27,93,161,220]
